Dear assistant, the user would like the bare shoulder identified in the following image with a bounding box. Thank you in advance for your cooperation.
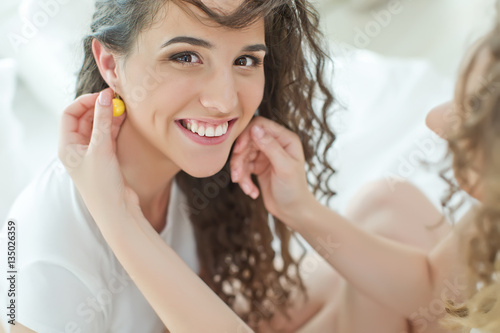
[430,206,479,266]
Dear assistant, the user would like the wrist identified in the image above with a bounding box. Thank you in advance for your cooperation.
[279,193,320,231]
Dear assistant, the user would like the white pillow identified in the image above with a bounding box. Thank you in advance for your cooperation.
[329,49,455,212]
[1,0,95,117]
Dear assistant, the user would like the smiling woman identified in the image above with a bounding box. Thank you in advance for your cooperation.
[0,0,337,332]
[86,1,268,179]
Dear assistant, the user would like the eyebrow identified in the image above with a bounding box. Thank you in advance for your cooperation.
[160,36,268,54]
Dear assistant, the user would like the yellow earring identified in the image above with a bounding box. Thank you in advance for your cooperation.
[112,92,125,117]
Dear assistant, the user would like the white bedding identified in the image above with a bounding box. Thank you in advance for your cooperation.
[330,50,454,212]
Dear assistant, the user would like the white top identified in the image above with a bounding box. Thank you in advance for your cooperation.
[0,157,199,333]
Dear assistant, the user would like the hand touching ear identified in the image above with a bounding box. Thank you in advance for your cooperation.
[58,88,142,222]
[230,116,316,224]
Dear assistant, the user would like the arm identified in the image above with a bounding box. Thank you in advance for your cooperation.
[287,197,470,318]
[58,89,253,333]
[230,117,470,319]
[97,202,252,333]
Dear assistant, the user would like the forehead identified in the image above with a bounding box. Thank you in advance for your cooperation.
[199,0,245,13]
[135,1,265,50]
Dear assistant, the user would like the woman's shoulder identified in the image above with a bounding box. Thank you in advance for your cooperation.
[2,157,112,269]
[6,157,91,225]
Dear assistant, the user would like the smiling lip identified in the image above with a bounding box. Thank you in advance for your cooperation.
[177,117,238,126]
[175,118,237,146]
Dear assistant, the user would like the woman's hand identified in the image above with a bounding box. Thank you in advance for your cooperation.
[230,116,316,223]
[58,89,255,332]
[58,88,141,222]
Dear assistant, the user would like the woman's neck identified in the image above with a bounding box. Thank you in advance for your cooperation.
[116,118,181,233]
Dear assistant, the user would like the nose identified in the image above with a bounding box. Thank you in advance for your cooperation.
[425,101,454,139]
[199,68,238,114]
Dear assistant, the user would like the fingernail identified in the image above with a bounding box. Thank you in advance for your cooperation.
[231,169,239,182]
[233,141,241,153]
[242,183,251,194]
[99,90,112,106]
[252,125,264,139]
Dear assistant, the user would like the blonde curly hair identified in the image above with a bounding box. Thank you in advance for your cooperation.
[442,8,500,331]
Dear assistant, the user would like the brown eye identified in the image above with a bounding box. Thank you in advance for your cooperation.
[235,57,249,66]
[171,52,202,65]
[235,56,259,67]
[179,54,193,62]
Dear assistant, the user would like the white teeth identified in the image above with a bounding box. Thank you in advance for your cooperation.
[215,125,223,136]
[205,126,215,137]
[183,119,230,138]
[197,126,205,136]
[205,126,214,137]
[190,122,198,134]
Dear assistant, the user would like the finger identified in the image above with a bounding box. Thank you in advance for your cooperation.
[232,131,250,154]
[111,113,127,141]
[237,126,295,200]
[251,125,291,172]
[59,93,99,148]
[235,146,259,186]
[230,151,242,182]
[244,180,260,200]
[251,153,270,175]
[230,141,258,182]
[239,152,273,199]
[251,119,304,162]
[90,88,114,151]
[79,109,97,139]
[233,151,258,197]
[239,161,261,200]
[62,92,100,117]
[230,116,271,180]
[87,100,125,148]
[232,115,257,154]
[231,115,303,183]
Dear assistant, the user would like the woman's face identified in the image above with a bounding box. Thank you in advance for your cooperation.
[114,1,266,178]
[425,47,491,200]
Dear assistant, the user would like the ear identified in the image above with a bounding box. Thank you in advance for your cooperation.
[92,38,121,92]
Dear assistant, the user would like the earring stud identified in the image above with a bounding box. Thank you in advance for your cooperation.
[112,92,125,117]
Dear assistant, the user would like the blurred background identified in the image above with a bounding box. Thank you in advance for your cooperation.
[0,0,496,226]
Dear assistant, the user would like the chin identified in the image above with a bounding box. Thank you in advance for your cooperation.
[183,160,228,179]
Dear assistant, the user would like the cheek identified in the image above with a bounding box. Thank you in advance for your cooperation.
[239,74,265,117]
[122,69,203,122]
[455,169,483,201]
[154,75,203,116]
[453,149,484,200]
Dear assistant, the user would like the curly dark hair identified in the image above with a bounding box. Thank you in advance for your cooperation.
[75,0,337,329]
